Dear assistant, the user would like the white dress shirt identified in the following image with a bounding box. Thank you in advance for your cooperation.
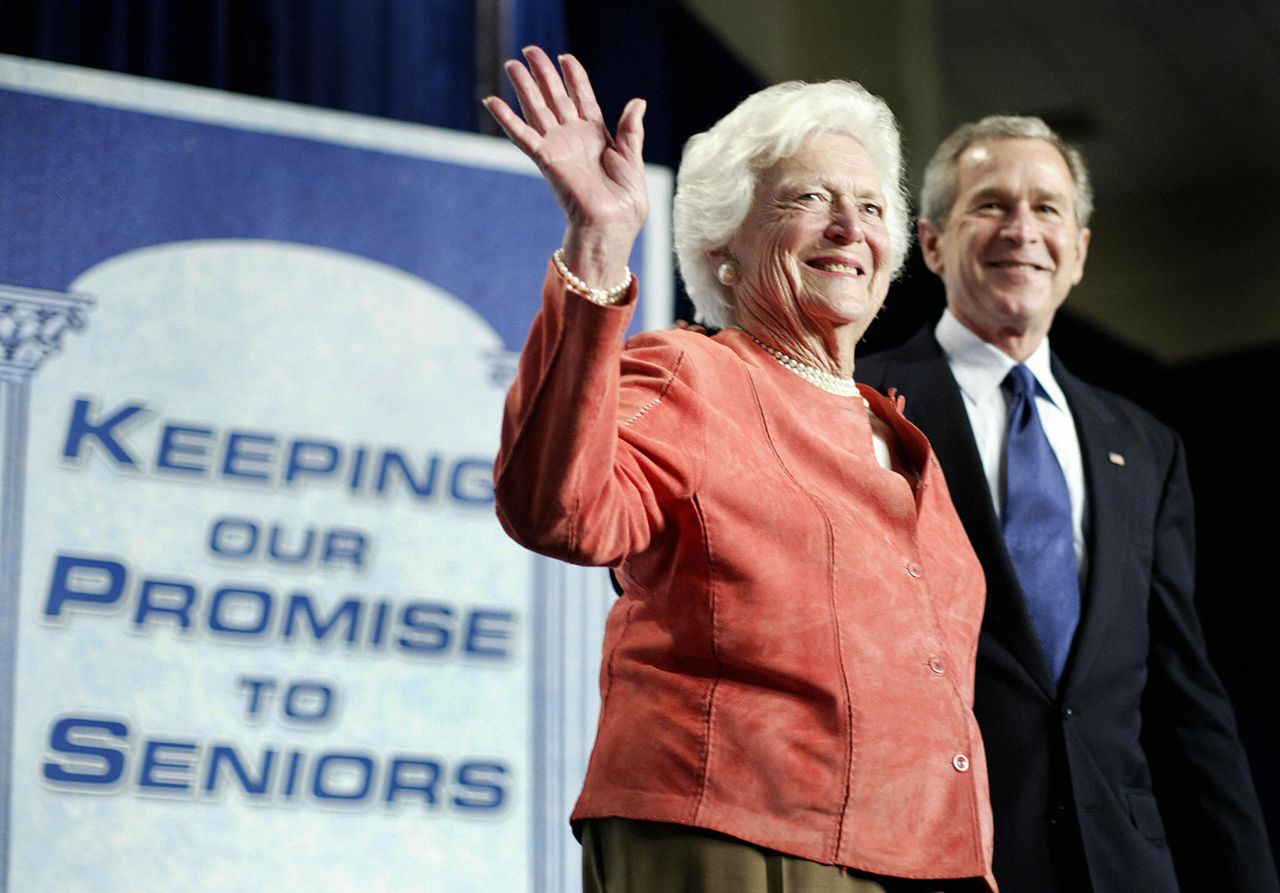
[934,310,1088,575]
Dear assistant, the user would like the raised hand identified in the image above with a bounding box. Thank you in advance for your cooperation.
[484,47,647,286]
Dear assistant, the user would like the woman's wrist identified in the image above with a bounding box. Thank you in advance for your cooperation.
[560,224,639,288]
[552,249,632,305]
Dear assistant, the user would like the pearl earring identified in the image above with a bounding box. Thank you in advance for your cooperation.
[716,259,741,286]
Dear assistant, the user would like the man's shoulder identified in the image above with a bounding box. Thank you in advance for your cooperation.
[1053,360,1184,475]
[857,328,944,385]
[1055,361,1173,437]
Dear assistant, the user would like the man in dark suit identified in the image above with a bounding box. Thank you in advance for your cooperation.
[858,116,1277,893]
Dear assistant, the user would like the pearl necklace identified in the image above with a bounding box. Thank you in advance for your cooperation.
[750,335,869,405]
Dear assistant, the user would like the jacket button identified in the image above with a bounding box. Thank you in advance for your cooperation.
[1063,707,1076,719]
[928,657,945,675]
[952,753,970,772]
[906,562,923,578]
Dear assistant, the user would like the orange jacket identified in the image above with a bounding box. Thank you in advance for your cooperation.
[496,269,995,886]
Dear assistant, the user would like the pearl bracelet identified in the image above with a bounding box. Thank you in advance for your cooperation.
[552,249,632,305]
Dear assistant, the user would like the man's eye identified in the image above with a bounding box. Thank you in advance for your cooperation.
[862,203,883,218]
[1037,204,1061,216]
[797,192,827,203]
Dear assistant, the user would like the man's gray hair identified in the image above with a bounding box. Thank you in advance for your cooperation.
[919,115,1094,228]
[673,80,910,329]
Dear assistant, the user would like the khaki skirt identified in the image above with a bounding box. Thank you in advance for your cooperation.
[580,818,987,893]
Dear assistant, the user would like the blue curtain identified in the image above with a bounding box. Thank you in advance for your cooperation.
[0,0,567,133]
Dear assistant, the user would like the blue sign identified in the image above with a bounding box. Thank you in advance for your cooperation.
[0,54,672,893]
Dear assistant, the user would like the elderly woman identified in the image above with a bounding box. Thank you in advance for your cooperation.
[486,47,994,892]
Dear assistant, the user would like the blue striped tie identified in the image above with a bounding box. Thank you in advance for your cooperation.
[1002,364,1080,681]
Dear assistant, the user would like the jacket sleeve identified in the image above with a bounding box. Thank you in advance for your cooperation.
[493,264,706,567]
[1141,432,1279,892]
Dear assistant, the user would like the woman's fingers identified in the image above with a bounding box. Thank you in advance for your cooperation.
[501,47,593,137]
[603,97,647,196]
[559,53,606,127]
[481,96,541,156]
[483,45,648,232]
[520,46,578,124]
[503,59,558,134]
[615,98,647,160]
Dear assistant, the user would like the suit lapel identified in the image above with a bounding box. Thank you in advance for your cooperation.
[1053,362,1134,694]
[867,332,1057,698]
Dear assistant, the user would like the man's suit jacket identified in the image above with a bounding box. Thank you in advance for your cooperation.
[858,327,1277,893]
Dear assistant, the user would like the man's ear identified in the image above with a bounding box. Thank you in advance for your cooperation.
[917,218,946,275]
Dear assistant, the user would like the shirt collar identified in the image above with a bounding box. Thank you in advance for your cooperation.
[934,308,1068,410]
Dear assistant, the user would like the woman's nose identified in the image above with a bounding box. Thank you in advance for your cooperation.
[826,198,864,244]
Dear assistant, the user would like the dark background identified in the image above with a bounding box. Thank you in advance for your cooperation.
[3,0,1275,868]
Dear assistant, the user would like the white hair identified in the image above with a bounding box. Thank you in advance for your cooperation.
[672,80,910,329]
[920,115,1094,228]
